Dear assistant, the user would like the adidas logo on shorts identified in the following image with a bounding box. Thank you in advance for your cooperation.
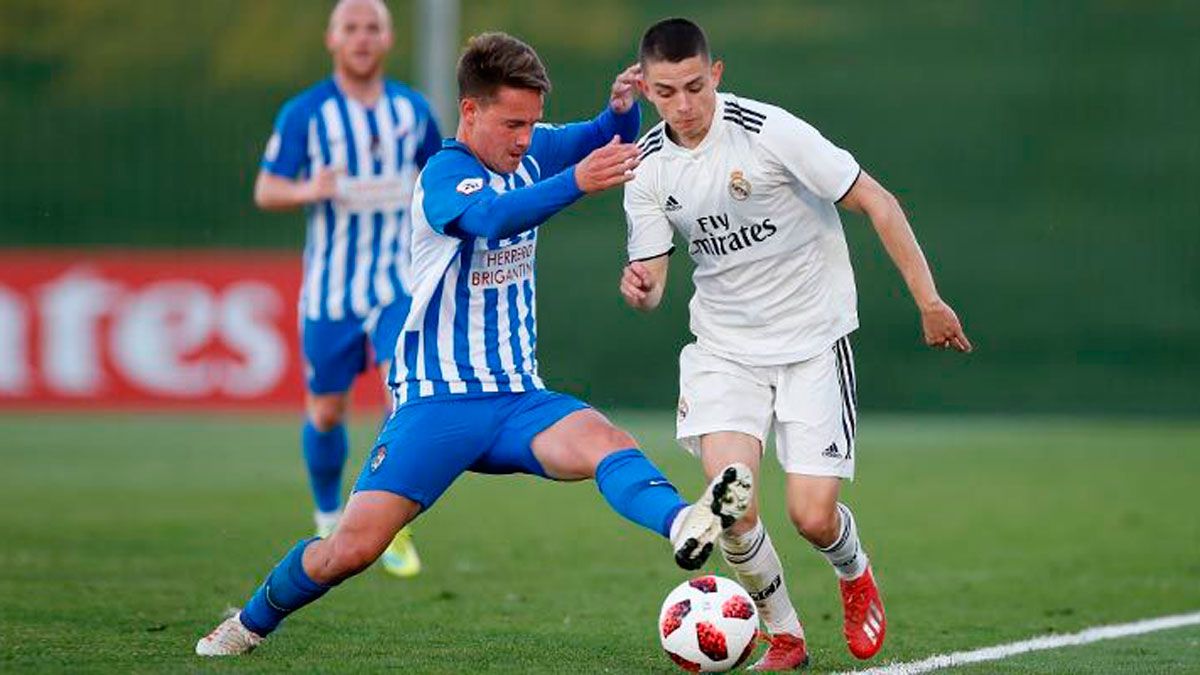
[822,442,841,458]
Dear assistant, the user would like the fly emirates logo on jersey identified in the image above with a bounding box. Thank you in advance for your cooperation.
[469,240,536,289]
[688,213,779,257]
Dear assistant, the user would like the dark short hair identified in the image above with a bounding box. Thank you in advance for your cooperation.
[457,32,551,102]
[639,18,711,65]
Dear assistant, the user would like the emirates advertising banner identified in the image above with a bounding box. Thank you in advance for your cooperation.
[0,250,384,411]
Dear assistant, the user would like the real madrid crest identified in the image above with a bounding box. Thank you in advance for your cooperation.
[677,396,689,420]
[728,170,752,201]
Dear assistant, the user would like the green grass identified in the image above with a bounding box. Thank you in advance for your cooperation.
[1,412,1198,673]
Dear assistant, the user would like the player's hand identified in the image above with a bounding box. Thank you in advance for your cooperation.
[575,136,639,193]
[620,261,655,309]
[610,63,642,114]
[306,165,343,203]
[920,299,973,352]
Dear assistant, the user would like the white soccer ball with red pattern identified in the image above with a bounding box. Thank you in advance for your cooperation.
[658,575,760,672]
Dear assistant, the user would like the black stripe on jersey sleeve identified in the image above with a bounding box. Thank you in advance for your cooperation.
[637,128,664,150]
[630,246,675,262]
[835,168,863,204]
[727,101,766,121]
[722,114,763,134]
[639,142,664,159]
[723,112,763,128]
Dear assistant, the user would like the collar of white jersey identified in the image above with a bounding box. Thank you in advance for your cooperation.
[660,93,736,158]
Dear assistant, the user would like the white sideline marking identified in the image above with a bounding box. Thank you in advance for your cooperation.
[837,610,1200,675]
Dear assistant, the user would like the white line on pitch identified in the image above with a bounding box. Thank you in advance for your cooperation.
[835,610,1200,675]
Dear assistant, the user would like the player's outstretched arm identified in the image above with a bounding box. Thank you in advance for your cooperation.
[533,65,642,174]
[620,255,670,311]
[839,171,973,353]
[451,138,638,240]
[253,167,341,212]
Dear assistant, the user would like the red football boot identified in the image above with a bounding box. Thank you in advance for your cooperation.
[749,631,809,671]
[840,566,886,659]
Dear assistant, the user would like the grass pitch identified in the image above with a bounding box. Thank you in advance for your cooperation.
[1,412,1198,673]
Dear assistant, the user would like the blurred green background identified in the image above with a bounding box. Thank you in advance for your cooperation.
[1,0,1197,415]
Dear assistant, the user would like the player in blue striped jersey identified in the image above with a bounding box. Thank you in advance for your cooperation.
[254,0,439,577]
[197,31,753,656]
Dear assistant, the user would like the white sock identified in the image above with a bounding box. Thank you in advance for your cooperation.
[817,503,869,580]
[667,504,690,544]
[720,520,804,637]
[314,509,342,536]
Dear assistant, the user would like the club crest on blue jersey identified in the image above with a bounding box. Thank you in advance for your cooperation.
[456,177,484,195]
[370,445,388,472]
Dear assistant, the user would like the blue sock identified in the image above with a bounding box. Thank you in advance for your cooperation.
[240,538,331,637]
[595,449,688,539]
[303,421,348,513]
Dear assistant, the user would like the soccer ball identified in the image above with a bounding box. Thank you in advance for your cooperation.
[658,575,760,672]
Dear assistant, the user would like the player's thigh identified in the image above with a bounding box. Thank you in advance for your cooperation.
[475,390,629,481]
[774,336,857,479]
[301,317,370,396]
[677,343,774,457]
[352,398,493,512]
[531,408,639,480]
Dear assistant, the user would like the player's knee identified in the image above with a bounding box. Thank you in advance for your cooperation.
[788,504,839,545]
[581,426,640,474]
[599,425,638,454]
[308,401,346,432]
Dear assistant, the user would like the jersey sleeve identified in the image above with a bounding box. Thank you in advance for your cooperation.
[260,99,311,179]
[418,152,492,236]
[421,145,585,241]
[623,168,674,261]
[760,110,860,203]
[528,105,641,176]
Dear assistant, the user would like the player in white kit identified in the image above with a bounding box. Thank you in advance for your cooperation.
[621,18,972,670]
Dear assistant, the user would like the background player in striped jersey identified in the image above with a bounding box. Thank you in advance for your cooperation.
[620,18,972,670]
[254,0,440,577]
[197,31,754,657]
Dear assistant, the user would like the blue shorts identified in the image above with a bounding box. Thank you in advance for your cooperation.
[353,390,589,510]
[301,298,410,395]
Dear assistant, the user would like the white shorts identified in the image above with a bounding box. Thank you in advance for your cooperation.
[676,336,859,478]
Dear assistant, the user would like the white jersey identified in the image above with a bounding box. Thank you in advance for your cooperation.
[624,93,861,365]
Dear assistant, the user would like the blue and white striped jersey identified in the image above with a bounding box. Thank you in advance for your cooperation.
[261,78,441,321]
[391,107,639,405]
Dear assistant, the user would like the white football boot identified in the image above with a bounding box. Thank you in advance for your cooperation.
[670,463,753,570]
[195,612,263,656]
